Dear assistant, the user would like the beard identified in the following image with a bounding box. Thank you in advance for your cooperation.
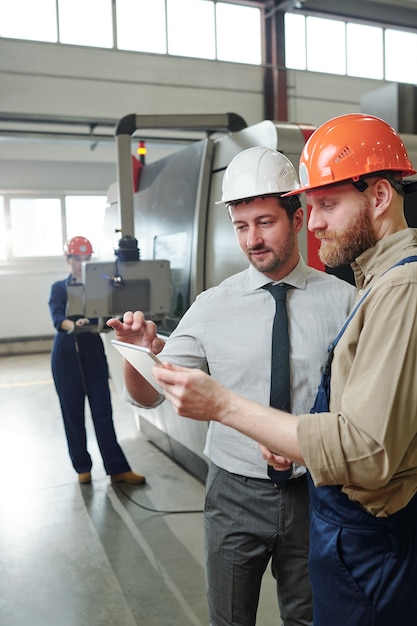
[316,204,377,268]
[248,228,296,274]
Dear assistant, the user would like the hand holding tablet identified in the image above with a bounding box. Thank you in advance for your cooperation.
[111,339,164,395]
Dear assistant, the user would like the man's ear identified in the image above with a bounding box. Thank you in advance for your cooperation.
[293,207,304,233]
[373,178,393,217]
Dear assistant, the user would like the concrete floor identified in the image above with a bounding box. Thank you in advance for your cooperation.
[0,352,279,626]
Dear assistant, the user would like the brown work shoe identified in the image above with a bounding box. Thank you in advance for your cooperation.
[111,470,146,485]
[78,472,92,484]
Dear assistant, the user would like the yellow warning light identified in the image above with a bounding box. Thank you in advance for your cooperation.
[137,141,147,156]
[137,140,146,165]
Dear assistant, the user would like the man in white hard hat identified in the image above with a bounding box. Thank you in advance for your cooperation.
[108,147,355,626]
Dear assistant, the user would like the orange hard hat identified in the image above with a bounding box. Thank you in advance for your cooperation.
[64,236,93,255]
[285,113,416,196]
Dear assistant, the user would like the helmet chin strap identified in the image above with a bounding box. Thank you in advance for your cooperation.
[351,178,369,193]
[352,173,404,195]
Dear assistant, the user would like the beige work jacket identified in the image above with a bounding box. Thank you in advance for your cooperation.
[298,228,417,517]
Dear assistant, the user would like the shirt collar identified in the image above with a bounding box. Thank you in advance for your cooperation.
[351,228,417,291]
[248,255,308,292]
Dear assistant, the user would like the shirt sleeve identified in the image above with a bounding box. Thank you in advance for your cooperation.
[48,280,68,332]
[122,293,209,409]
[160,292,209,368]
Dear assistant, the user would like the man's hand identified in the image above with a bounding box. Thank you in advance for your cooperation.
[75,317,90,327]
[107,311,165,354]
[259,444,292,471]
[152,362,229,421]
[152,363,304,466]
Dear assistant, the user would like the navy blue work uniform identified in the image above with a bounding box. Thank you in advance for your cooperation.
[308,262,417,626]
[307,475,417,626]
[48,276,131,476]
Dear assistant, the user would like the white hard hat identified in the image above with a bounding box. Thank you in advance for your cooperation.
[217,146,300,205]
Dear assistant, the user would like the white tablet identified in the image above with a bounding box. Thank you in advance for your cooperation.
[111,339,164,395]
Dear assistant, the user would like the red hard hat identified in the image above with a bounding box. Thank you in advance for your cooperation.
[285,113,416,196]
[64,236,93,255]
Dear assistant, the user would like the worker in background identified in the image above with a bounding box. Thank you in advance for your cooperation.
[151,114,417,626]
[107,147,355,626]
[48,235,145,486]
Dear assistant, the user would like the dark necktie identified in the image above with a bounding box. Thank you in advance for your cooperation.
[263,283,293,486]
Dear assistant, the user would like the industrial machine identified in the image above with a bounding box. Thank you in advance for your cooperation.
[78,112,417,482]
[66,244,171,331]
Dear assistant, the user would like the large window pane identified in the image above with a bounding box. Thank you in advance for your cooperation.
[58,0,113,48]
[116,0,166,53]
[167,0,215,59]
[306,17,346,75]
[65,196,107,256]
[216,3,261,65]
[385,29,417,84]
[10,199,62,257]
[0,0,57,42]
[285,13,306,70]
[347,23,383,79]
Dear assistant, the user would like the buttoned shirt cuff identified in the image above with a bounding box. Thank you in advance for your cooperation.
[122,385,165,409]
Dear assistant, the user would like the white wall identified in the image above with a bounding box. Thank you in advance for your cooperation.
[0,38,392,347]
[287,70,389,126]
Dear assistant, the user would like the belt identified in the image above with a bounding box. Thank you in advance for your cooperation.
[230,471,307,487]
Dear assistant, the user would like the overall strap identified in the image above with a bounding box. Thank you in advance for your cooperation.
[331,255,417,351]
[310,255,417,414]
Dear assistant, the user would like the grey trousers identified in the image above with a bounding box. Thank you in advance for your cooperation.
[204,463,313,626]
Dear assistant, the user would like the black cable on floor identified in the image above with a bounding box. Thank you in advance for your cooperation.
[114,483,204,515]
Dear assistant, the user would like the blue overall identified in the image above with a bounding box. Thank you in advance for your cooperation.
[308,257,417,626]
[49,277,131,475]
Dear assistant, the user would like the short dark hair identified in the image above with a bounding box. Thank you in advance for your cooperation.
[227,193,301,219]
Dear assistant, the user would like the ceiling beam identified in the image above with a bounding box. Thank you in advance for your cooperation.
[297,0,417,29]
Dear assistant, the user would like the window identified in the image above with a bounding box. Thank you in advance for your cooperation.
[347,23,383,80]
[167,0,216,59]
[0,195,106,261]
[306,17,346,75]
[216,3,262,65]
[285,13,306,70]
[65,195,107,256]
[385,29,417,85]
[58,0,113,48]
[10,198,63,257]
[0,0,57,42]
[0,0,262,66]
[116,0,167,53]
[2,0,417,83]
[285,11,417,84]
